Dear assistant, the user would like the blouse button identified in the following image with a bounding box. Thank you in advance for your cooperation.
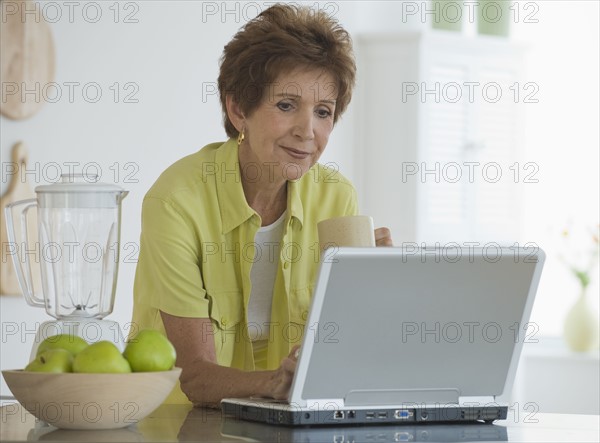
[283,261,290,270]
[221,317,227,326]
[301,311,308,321]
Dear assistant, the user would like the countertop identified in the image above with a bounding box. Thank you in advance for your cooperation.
[1,403,599,442]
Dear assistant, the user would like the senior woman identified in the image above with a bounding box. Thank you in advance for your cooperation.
[132,4,393,408]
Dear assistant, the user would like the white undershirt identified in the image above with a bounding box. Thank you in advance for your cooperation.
[247,211,286,341]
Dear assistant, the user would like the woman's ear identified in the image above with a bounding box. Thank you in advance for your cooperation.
[225,95,245,133]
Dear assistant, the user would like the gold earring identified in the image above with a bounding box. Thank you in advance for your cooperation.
[237,129,245,146]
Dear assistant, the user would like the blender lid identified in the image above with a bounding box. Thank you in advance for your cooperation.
[35,174,125,193]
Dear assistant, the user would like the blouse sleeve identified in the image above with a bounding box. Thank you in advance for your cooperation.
[134,196,210,318]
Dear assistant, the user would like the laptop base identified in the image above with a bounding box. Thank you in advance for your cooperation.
[221,400,508,426]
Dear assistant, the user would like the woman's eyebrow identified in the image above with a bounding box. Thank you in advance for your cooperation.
[273,92,337,105]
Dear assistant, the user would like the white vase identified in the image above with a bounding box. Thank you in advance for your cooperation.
[564,289,600,352]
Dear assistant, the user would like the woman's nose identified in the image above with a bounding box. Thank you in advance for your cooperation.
[292,111,315,140]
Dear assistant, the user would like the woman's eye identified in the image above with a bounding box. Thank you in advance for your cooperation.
[316,108,333,118]
[277,102,293,111]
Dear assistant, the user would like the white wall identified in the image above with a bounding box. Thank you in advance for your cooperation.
[1,1,599,409]
[511,0,600,338]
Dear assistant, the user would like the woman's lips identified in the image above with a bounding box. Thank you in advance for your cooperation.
[282,146,311,159]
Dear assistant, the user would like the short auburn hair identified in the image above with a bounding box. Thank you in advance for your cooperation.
[218,3,356,138]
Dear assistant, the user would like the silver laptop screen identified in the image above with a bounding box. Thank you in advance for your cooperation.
[296,247,543,405]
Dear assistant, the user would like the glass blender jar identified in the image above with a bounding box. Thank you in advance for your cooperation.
[5,174,128,359]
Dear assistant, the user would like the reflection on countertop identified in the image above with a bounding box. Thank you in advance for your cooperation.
[1,403,599,442]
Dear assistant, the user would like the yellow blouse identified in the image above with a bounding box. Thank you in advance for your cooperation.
[131,138,358,403]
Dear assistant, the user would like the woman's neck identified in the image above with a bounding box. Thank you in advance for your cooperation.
[243,180,287,226]
[239,149,288,226]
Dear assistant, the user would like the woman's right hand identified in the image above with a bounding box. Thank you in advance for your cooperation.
[162,311,303,405]
[269,345,300,400]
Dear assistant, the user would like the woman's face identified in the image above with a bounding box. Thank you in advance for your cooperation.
[240,68,337,182]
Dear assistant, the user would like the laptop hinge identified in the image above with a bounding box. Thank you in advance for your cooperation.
[345,389,460,407]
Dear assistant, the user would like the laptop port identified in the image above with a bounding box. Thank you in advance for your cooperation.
[461,409,482,420]
[378,412,388,419]
[366,412,376,420]
[482,409,501,420]
[394,409,413,420]
[420,411,429,420]
[395,432,413,442]
[347,410,356,419]
[333,410,344,420]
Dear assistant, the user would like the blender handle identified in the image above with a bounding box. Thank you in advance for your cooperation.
[4,199,45,308]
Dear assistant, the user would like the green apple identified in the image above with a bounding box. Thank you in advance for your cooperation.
[123,329,176,372]
[25,349,73,373]
[72,341,132,373]
[36,334,88,356]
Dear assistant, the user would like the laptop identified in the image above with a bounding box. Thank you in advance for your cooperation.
[221,246,545,426]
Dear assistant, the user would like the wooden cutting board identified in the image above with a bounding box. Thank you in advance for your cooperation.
[0,142,40,295]
[0,0,56,120]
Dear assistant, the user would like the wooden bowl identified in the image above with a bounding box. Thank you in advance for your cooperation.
[2,368,182,430]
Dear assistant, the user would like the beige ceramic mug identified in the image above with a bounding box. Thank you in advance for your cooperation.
[317,215,376,253]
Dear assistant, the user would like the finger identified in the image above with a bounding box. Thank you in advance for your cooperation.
[374,227,393,247]
[376,237,393,247]
[288,345,301,360]
[374,227,391,241]
[281,356,297,373]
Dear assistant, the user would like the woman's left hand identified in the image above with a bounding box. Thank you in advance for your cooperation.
[375,227,393,247]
